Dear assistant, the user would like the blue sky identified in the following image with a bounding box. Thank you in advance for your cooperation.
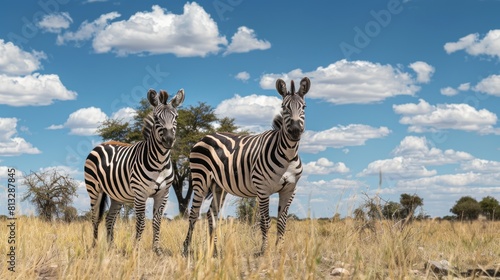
[1,0,500,219]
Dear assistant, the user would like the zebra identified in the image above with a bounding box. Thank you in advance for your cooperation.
[182,77,310,256]
[84,88,184,255]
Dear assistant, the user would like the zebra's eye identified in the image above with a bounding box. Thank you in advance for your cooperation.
[302,105,306,110]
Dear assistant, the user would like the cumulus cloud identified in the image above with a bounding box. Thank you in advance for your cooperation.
[440,87,458,96]
[408,61,435,83]
[92,4,227,57]
[359,136,473,179]
[0,40,76,106]
[473,74,500,96]
[235,71,250,82]
[300,124,391,153]
[440,82,471,96]
[111,107,137,124]
[37,12,73,33]
[48,106,138,136]
[444,29,500,59]
[303,158,350,175]
[57,12,120,46]
[460,159,500,173]
[0,118,41,156]
[224,26,271,55]
[260,60,428,104]
[393,99,499,134]
[0,74,77,106]
[214,94,282,132]
[0,39,46,75]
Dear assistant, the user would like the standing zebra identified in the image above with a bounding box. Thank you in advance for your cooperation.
[85,88,184,255]
[183,77,310,256]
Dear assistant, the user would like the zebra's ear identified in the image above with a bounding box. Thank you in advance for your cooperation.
[170,89,185,108]
[159,90,169,105]
[297,77,311,98]
[276,79,287,97]
[148,89,158,107]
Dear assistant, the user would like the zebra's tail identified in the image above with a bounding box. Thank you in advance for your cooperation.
[97,192,108,222]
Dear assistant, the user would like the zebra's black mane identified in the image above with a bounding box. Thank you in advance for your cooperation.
[272,111,283,131]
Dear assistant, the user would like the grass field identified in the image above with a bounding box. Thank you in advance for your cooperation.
[1,216,499,279]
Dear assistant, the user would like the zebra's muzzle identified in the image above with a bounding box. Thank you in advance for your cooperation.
[162,128,175,149]
[287,121,303,141]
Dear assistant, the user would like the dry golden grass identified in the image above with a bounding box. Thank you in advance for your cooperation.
[1,216,499,279]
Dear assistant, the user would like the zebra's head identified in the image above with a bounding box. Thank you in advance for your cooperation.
[147,88,185,149]
[275,77,310,141]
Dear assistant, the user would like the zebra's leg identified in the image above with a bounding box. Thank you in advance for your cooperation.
[256,194,271,256]
[207,187,227,257]
[105,199,123,246]
[275,188,296,249]
[133,195,148,244]
[90,191,105,247]
[151,187,169,256]
[182,180,209,257]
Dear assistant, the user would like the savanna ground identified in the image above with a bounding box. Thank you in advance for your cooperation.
[1,216,499,279]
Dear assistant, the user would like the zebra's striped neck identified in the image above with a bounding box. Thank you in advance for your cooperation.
[144,132,171,166]
[277,128,300,163]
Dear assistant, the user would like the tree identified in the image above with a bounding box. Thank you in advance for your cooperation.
[399,193,423,219]
[97,99,240,217]
[450,196,481,220]
[236,197,258,224]
[63,206,78,223]
[22,169,78,221]
[479,196,500,220]
[382,201,402,220]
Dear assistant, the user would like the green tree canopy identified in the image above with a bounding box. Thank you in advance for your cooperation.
[479,196,500,220]
[399,193,423,219]
[450,196,481,220]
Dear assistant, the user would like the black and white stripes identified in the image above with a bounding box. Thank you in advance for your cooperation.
[84,88,184,255]
[183,77,311,256]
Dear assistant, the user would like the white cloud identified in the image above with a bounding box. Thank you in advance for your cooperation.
[441,82,470,96]
[57,12,121,46]
[111,107,137,124]
[391,136,473,165]
[0,39,46,75]
[49,106,139,136]
[214,94,282,132]
[444,30,500,59]
[0,40,76,106]
[58,107,107,136]
[440,87,458,96]
[359,136,473,179]
[0,73,77,106]
[235,71,250,82]
[300,124,391,153]
[473,74,500,96]
[260,60,427,104]
[37,12,73,33]
[408,61,435,83]
[393,99,499,134]
[460,159,500,173]
[0,118,41,156]
[458,83,470,91]
[224,26,271,55]
[91,4,227,57]
[303,157,350,175]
